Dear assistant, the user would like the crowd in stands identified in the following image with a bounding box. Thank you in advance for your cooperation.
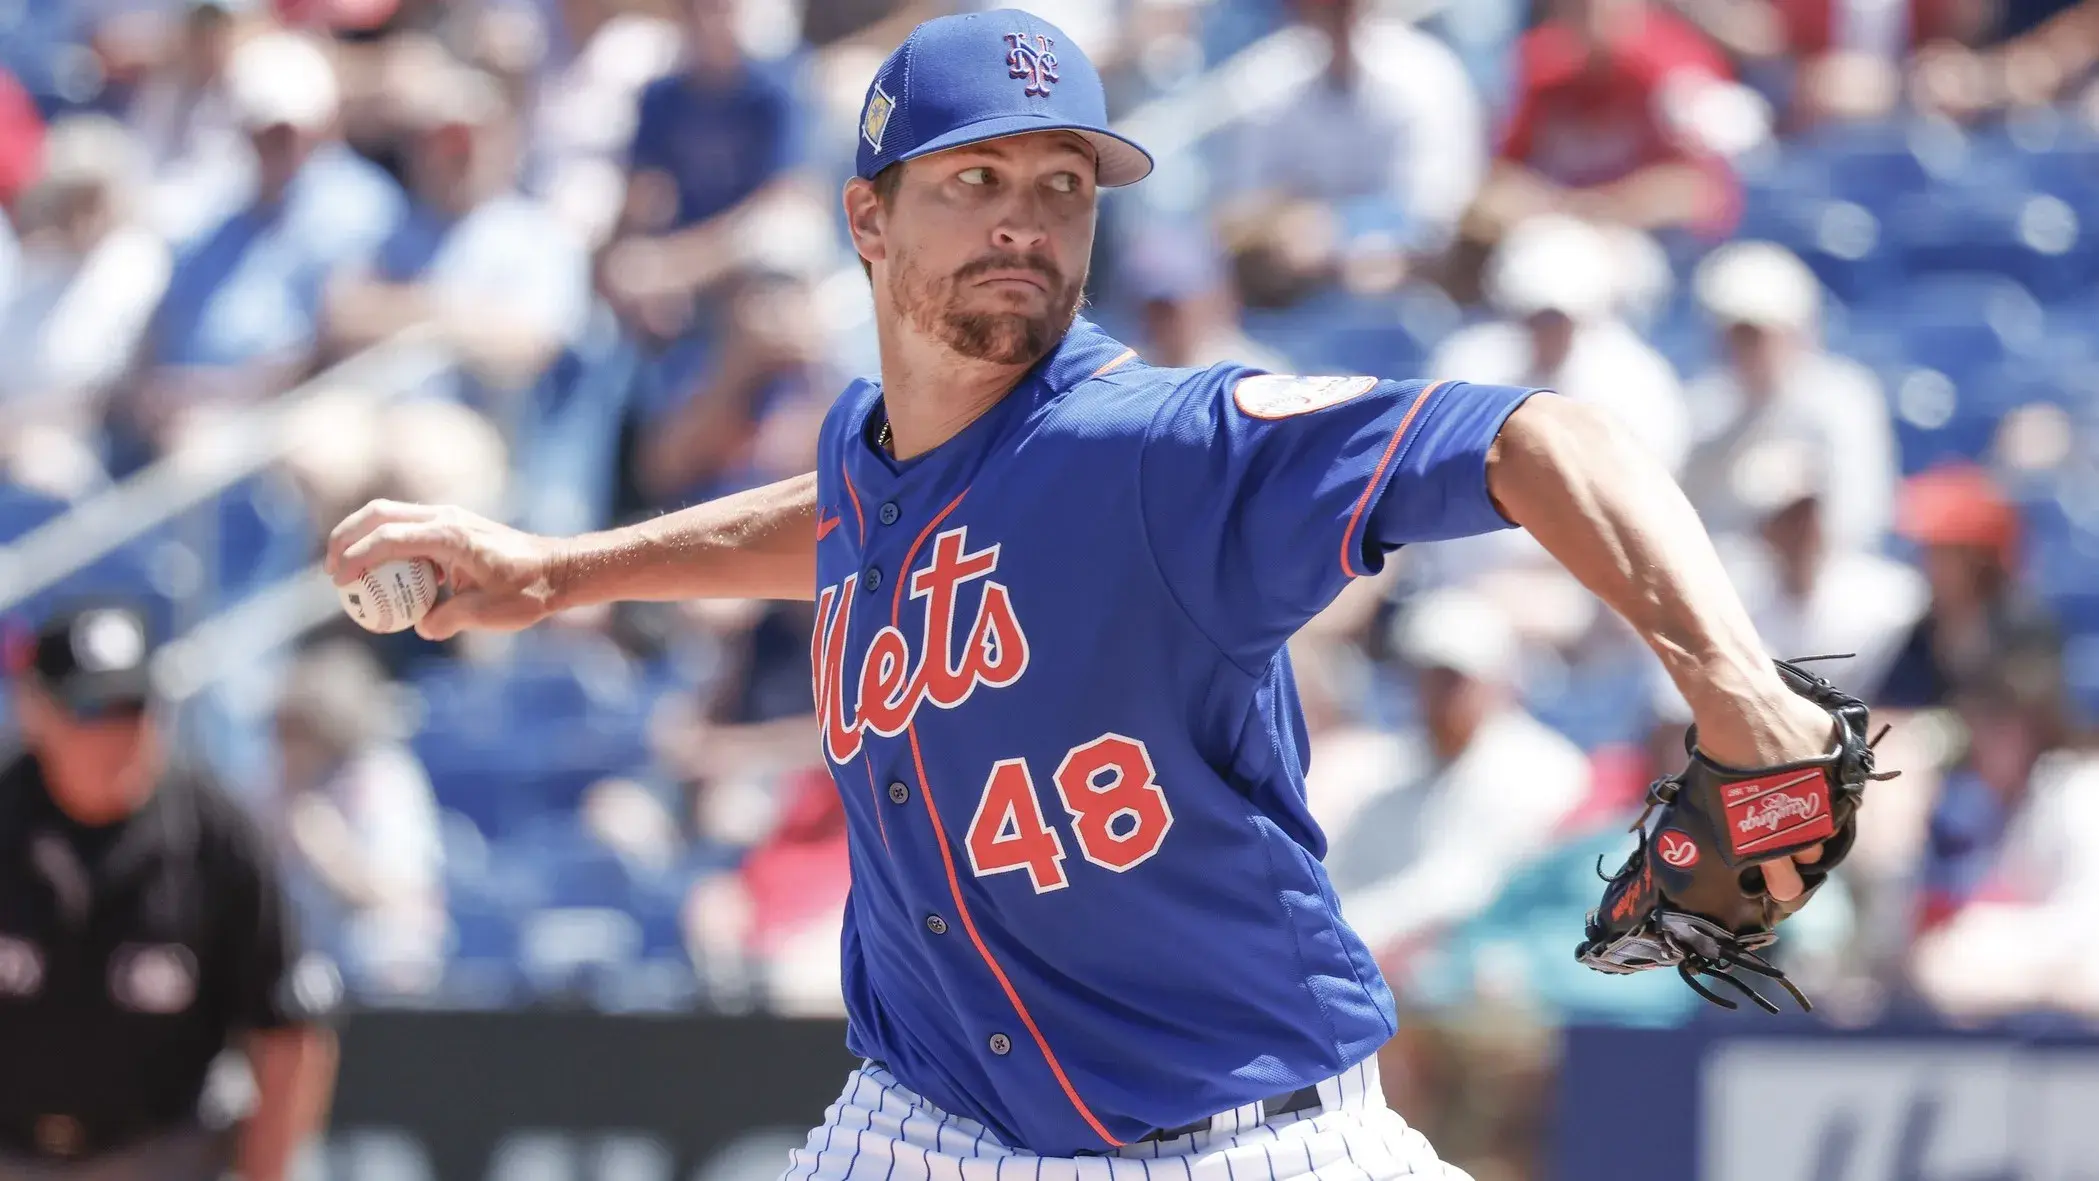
[1,0,2099,1090]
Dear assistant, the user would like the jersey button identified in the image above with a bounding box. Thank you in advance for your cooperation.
[888,781,910,804]
[879,502,901,525]
[988,1033,1012,1056]
[925,914,948,935]
[864,567,884,593]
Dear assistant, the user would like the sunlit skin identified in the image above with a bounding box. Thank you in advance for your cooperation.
[14,682,160,827]
[843,131,1099,460]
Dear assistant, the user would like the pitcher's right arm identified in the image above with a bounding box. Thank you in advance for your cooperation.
[326,471,819,639]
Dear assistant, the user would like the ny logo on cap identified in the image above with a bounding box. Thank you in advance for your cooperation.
[1004,33,1058,97]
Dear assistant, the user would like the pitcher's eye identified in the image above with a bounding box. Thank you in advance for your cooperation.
[958,167,991,186]
[1047,172,1079,193]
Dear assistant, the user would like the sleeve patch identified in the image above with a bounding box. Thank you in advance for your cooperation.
[1231,375,1379,420]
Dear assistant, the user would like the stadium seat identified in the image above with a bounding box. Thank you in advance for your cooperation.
[518,907,643,997]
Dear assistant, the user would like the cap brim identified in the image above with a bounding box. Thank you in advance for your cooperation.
[894,114,1153,187]
[52,668,153,717]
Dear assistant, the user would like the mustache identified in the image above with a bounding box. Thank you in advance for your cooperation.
[954,252,1062,286]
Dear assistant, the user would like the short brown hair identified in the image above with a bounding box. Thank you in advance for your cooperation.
[859,163,903,281]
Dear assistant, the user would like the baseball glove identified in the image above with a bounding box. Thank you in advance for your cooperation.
[1575,658,1893,1012]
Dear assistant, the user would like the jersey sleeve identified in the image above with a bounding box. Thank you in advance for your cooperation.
[1139,372,1541,664]
[211,795,338,1031]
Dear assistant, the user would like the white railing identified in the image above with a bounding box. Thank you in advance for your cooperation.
[0,326,449,615]
[0,328,452,701]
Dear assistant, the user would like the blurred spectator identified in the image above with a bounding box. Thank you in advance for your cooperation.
[1324,589,1590,971]
[629,270,827,511]
[0,66,45,212]
[601,0,821,321]
[124,0,252,247]
[1474,0,1746,243]
[0,115,170,499]
[274,638,445,998]
[1905,0,2099,121]
[1121,223,1289,372]
[1908,651,2099,1020]
[118,31,404,466]
[1878,463,2062,708]
[1678,241,1898,552]
[1658,444,1927,714]
[1671,0,1983,126]
[1430,216,1689,474]
[524,4,682,248]
[323,64,591,406]
[584,595,834,1010]
[1213,0,1485,304]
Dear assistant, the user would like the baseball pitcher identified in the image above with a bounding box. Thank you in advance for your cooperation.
[330,11,1876,1179]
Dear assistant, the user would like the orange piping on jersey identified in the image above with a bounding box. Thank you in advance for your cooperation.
[842,460,868,545]
[904,724,1124,1147]
[1339,380,1449,579]
[887,484,1121,1145]
[892,490,969,626]
[862,757,889,851]
[1090,347,1138,377]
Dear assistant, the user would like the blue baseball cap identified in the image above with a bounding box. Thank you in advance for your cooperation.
[855,9,1153,188]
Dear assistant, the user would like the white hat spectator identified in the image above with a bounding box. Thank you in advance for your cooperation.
[1392,588,1518,684]
[226,33,339,133]
[1695,241,1822,333]
[1486,215,1619,321]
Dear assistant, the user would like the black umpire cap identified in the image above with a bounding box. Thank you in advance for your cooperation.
[4,602,157,718]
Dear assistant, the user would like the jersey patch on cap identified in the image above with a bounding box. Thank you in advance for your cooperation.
[1232,374,1378,420]
[863,82,894,152]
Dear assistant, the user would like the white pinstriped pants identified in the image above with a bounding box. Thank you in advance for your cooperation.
[780,1058,1471,1181]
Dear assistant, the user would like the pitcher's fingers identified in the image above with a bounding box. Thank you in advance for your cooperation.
[1764,855,1806,903]
[415,591,485,642]
[338,520,474,584]
[327,500,441,578]
[1796,843,1825,864]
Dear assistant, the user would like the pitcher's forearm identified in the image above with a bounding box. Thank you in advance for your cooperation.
[549,472,819,606]
[1486,393,1780,715]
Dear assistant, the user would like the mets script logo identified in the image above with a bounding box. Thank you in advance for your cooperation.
[1004,33,1058,96]
[813,526,1029,765]
[1722,769,1835,855]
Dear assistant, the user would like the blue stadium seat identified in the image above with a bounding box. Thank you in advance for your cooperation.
[1854,274,2043,383]
[1890,190,2095,300]
[1734,195,1894,303]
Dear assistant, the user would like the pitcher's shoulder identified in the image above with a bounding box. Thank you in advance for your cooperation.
[1055,359,1266,438]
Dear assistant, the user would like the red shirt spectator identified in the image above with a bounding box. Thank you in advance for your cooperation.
[1495,0,1740,237]
[0,67,44,211]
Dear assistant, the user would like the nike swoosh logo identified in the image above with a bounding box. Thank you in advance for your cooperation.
[816,514,842,541]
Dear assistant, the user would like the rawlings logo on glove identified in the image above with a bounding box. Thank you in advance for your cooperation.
[1575,658,1894,1012]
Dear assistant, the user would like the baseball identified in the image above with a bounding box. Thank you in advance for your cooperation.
[337,559,441,634]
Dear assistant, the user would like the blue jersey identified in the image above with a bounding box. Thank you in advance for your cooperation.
[810,318,1541,1156]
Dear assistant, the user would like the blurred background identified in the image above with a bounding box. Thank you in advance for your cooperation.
[2,0,2099,1175]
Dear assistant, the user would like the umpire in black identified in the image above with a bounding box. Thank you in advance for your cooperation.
[0,602,339,1180]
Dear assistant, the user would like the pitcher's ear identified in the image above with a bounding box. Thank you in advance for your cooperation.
[844,176,887,270]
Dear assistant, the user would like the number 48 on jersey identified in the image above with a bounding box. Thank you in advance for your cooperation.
[965,734,1173,892]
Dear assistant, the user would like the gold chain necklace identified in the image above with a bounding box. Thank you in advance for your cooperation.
[877,420,893,453]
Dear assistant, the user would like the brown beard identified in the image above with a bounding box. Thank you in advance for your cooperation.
[891,250,1085,365]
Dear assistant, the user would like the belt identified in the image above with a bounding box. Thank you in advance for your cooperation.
[1139,1083,1325,1144]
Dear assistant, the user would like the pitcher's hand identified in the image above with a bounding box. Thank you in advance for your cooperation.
[1693,681,1837,902]
[327,500,565,640]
